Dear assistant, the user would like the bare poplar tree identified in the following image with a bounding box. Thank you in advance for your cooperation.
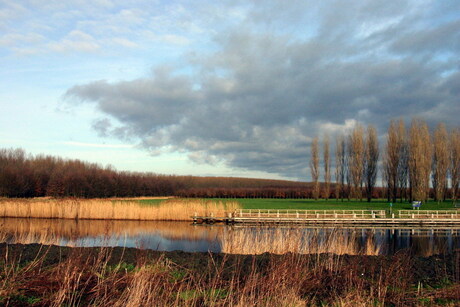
[310,137,320,200]
[450,128,460,201]
[335,134,346,201]
[348,125,364,200]
[397,121,409,202]
[323,134,331,199]
[383,120,405,203]
[420,122,433,202]
[364,125,379,202]
[432,123,449,202]
[408,119,432,202]
[381,159,390,201]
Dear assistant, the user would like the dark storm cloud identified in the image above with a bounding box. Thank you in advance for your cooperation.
[65,0,460,180]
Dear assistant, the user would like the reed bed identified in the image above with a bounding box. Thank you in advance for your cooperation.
[0,198,240,221]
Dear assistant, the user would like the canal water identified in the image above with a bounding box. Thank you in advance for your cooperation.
[0,218,459,256]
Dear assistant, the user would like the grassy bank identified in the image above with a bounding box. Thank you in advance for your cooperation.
[0,198,239,221]
[0,243,459,306]
[214,198,459,212]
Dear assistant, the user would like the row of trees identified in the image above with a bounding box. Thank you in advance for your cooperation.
[310,119,460,202]
[384,119,460,202]
[0,148,308,198]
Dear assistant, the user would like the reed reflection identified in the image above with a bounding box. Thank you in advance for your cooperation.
[0,218,224,252]
[0,218,458,256]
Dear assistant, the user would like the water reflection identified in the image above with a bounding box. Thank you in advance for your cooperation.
[0,218,459,256]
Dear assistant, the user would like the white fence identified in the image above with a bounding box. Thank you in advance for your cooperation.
[399,210,460,219]
[234,209,386,219]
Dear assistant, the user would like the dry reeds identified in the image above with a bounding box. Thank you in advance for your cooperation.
[1,243,455,306]
[0,198,240,221]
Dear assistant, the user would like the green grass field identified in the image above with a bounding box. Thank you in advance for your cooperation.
[211,198,458,212]
[133,197,458,212]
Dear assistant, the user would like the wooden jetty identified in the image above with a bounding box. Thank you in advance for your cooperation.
[192,209,460,226]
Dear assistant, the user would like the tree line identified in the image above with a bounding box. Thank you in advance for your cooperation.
[310,118,460,202]
[2,118,459,200]
[0,148,310,198]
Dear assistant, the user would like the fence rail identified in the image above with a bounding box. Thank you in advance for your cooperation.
[234,209,386,219]
[399,210,460,219]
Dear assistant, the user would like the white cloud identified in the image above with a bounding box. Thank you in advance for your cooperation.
[111,37,138,48]
[47,30,100,53]
[158,34,190,45]
[0,33,45,46]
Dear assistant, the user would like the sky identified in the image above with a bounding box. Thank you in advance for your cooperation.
[0,0,459,181]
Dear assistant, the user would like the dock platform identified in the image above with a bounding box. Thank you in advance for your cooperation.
[192,209,460,226]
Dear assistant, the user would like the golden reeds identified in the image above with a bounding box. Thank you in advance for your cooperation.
[0,198,240,221]
[1,241,457,306]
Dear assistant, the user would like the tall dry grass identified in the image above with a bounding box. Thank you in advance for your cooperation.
[0,198,240,221]
[2,243,455,306]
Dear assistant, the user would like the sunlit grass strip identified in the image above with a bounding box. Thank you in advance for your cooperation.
[0,199,240,221]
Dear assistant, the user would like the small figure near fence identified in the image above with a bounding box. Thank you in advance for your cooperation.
[412,201,422,210]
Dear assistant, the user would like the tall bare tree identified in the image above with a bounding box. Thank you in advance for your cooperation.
[450,128,460,201]
[383,119,405,203]
[364,125,379,202]
[408,119,432,202]
[432,123,449,202]
[381,159,390,201]
[310,137,320,200]
[397,123,409,202]
[323,135,331,199]
[335,134,346,201]
[348,125,365,200]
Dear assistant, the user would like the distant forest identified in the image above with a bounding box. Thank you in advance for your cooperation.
[0,148,311,198]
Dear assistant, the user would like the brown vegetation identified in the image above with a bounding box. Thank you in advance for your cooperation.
[409,119,432,202]
[0,199,240,221]
[323,134,331,199]
[348,125,365,200]
[310,137,320,200]
[311,119,460,202]
[335,134,347,201]
[220,227,381,255]
[0,243,458,306]
[0,148,310,198]
[3,118,460,202]
[451,128,460,201]
[383,119,406,203]
[364,125,379,202]
[432,123,450,202]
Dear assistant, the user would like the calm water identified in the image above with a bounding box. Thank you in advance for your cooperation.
[0,218,459,256]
